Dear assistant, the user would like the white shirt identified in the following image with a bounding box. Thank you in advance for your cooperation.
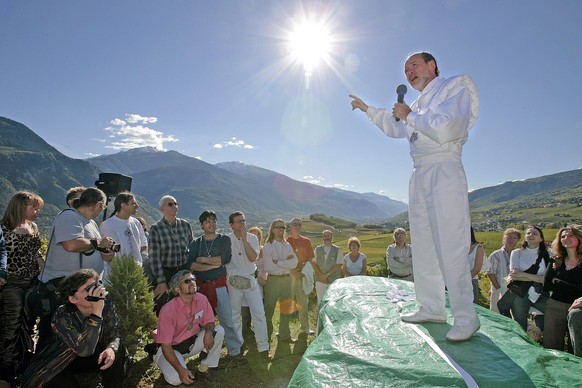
[225,232,260,277]
[262,240,298,275]
[367,75,479,164]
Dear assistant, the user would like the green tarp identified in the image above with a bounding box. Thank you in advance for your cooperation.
[289,276,582,387]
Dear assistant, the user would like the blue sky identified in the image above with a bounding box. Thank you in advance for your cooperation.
[1,1,580,203]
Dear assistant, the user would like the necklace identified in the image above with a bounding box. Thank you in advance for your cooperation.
[565,260,578,271]
[234,236,243,256]
[185,304,195,330]
[203,236,216,257]
[289,237,299,253]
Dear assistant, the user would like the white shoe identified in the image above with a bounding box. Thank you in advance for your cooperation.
[401,309,447,324]
[446,320,480,342]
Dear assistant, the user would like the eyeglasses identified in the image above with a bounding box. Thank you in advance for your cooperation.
[181,277,196,285]
[166,202,178,207]
[234,219,246,223]
[291,223,302,227]
[273,226,285,230]
[84,280,103,292]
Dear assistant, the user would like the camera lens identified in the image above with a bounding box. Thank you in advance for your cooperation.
[113,244,121,252]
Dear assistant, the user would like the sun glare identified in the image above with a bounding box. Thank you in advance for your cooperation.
[288,21,331,77]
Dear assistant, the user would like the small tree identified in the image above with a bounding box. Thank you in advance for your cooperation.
[106,255,157,355]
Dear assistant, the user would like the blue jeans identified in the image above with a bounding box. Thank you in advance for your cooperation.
[215,286,242,356]
[511,292,548,331]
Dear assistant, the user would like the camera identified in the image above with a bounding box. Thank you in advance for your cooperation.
[112,243,121,253]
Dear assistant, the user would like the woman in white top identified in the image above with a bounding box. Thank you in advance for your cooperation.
[342,237,367,277]
[467,226,485,304]
[507,225,550,331]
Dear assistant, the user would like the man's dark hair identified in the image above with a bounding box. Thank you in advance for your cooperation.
[229,211,244,224]
[113,191,134,213]
[72,187,106,209]
[57,268,100,311]
[199,209,217,224]
[419,52,439,76]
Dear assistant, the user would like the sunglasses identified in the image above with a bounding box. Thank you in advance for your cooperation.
[273,225,285,230]
[166,202,178,207]
[181,277,196,285]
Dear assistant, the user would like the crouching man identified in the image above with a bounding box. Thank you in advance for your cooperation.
[22,269,126,388]
[154,270,224,386]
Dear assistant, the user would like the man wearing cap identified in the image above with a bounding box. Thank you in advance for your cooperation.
[153,270,224,386]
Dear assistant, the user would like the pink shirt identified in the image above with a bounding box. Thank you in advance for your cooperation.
[155,293,214,345]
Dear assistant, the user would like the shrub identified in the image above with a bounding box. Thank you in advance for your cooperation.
[106,254,157,356]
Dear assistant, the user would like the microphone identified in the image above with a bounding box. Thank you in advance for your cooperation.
[395,84,407,122]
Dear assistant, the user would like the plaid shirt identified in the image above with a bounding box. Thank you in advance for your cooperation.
[149,217,193,283]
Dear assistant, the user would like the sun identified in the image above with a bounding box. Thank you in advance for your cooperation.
[287,20,331,77]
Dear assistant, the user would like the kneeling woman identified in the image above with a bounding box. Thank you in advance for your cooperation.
[543,226,582,352]
[22,269,127,388]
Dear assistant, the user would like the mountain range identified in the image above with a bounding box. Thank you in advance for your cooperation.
[1,116,581,235]
[0,117,406,233]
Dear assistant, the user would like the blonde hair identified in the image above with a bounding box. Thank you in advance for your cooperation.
[348,236,361,249]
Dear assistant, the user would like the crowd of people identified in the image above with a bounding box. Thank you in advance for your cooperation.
[1,186,581,387]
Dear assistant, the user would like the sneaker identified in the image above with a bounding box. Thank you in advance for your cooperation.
[446,320,480,342]
[304,329,315,335]
[401,309,447,324]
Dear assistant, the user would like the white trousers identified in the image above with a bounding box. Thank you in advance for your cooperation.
[154,325,225,386]
[408,158,478,327]
[315,281,329,305]
[227,281,269,352]
[489,283,508,313]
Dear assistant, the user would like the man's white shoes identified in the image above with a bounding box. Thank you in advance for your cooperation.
[446,319,481,342]
[401,309,447,324]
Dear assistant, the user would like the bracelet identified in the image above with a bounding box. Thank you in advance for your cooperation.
[90,239,98,249]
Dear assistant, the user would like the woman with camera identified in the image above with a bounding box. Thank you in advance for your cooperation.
[0,191,44,387]
[23,268,126,388]
[505,225,550,331]
[543,226,582,352]
[36,187,116,352]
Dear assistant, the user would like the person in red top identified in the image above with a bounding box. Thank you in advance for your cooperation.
[153,270,225,386]
[286,218,315,335]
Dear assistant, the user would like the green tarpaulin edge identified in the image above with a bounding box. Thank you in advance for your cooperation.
[289,276,582,388]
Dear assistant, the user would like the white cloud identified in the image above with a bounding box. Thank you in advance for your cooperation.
[195,156,203,160]
[85,152,101,157]
[327,183,352,190]
[212,137,256,150]
[125,114,157,124]
[303,175,324,184]
[104,114,178,151]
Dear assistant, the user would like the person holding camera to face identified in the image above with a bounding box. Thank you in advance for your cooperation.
[23,269,127,388]
[36,187,117,352]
